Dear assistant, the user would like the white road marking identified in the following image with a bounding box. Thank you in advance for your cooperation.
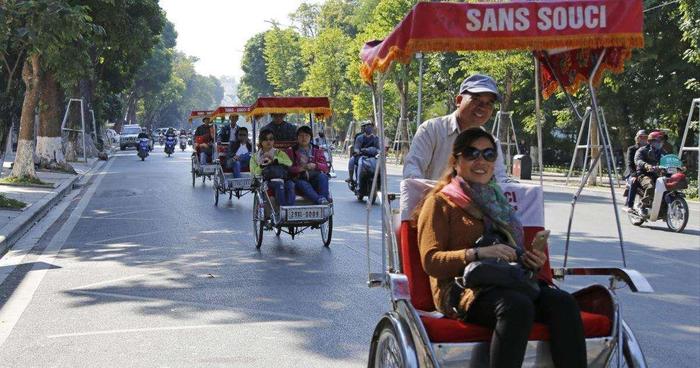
[0,159,114,347]
[46,320,320,339]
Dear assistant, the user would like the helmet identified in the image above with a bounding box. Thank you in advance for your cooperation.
[648,131,664,141]
[361,121,374,128]
[635,129,648,138]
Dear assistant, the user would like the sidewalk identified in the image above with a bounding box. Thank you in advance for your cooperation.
[0,156,103,256]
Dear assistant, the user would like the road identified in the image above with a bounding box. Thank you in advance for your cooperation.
[0,146,698,367]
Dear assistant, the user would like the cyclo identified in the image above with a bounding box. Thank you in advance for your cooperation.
[249,96,334,248]
[208,105,256,205]
[359,1,652,367]
[188,110,218,186]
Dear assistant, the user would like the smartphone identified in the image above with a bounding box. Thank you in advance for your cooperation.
[530,230,550,252]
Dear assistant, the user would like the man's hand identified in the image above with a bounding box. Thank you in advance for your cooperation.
[233,155,240,161]
[306,163,316,171]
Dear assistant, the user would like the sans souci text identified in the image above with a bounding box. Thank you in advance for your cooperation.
[466,5,607,32]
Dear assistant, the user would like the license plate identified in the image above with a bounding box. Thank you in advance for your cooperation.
[228,178,252,189]
[286,207,324,221]
[202,166,217,174]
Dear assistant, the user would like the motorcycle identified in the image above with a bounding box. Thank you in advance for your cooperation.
[347,147,380,203]
[137,138,150,161]
[164,136,176,157]
[625,153,689,232]
[179,135,187,151]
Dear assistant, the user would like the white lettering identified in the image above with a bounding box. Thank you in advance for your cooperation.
[568,6,584,29]
[466,9,481,32]
[585,6,599,28]
[600,5,607,28]
[514,8,530,31]
[552,7,567,30]
[498,8,514,31]
[537,7,552,31]
[482,8,498,31]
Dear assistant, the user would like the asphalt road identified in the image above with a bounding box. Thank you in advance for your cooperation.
[0,146,697,367]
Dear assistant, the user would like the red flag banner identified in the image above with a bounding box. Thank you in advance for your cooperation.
[360,0,644,83]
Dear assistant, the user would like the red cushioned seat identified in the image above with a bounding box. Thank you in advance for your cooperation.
[420,311,611,343]
[399,221,612,343]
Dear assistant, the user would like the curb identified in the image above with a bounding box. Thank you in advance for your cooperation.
[0,159,104,257]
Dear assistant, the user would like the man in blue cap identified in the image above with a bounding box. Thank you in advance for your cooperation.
[404,74,508,181]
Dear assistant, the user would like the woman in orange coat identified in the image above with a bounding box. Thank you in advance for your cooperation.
[416,128,586,368]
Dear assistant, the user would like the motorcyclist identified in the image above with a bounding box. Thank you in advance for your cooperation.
[624,129,647,211]
[165,128,176,138]
[137,128,150,140]
[634,130,665,213]
[345,122,380,187]
[194,117,215,165]
[315,131,328,147]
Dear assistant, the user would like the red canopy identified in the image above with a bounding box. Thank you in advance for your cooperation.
[210,106,251,119]
[250,97,332,118]
[188,110,213,122]
[360,0,644,97]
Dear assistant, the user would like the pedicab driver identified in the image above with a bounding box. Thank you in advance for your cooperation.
[193,117,215,165]
[261,113,297,142]
[403,74,508,182]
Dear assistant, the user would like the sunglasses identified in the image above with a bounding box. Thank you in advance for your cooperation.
[457,147,498,162]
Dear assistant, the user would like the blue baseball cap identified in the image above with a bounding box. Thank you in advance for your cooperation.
[459,74,502,102]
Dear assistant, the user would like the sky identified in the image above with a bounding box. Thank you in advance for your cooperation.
[160,0,321,81]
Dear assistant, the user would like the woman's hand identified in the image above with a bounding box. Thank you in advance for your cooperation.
[478,244,517,262]
[306,163,316,170]
[261,157,272,166]
[522,249,547,270]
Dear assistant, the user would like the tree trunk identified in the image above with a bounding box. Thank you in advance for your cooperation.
[36,70,75,173]
[11,54,40,179]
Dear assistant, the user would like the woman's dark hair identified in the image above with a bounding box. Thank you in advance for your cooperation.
[258,128,274,149]
[452,128,497,159]
[258,128,273,140]
[238,127,248,133]
[296,125,312,137]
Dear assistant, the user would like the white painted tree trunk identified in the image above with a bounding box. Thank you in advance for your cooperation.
[11,139,36,178]
[36,136,65,163]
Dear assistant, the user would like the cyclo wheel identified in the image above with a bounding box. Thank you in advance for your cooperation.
[321,215,333,247]
[371,323,406,368]
[275,226,282,237]
[666,197,689,232]
[214,184,219,206]
[191,157,196,187]
[253,192,264,249]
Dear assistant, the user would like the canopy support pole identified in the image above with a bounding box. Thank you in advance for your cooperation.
[678,98,700,196]
[563,49,626,268]
[534,55,544,186]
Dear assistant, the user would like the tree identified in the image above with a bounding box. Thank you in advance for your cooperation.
[263,27,306,95]
[1,0,97,180]
[238,32,274,104]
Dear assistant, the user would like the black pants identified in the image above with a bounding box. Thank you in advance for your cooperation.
[464,285,587,368]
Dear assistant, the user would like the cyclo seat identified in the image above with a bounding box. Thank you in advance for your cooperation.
[398,179,612,344]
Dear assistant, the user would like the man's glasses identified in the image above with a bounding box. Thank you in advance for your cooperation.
[457,147,498,162]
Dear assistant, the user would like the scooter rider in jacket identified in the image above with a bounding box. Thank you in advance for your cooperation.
[634,131,665,213]
[624,129,647,211]
[345,121,380,188]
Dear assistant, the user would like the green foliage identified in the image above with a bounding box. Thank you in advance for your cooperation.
[0,175,51,186]
[263,28,306,95]
[238,32,274,105]
[0,193,26,209]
